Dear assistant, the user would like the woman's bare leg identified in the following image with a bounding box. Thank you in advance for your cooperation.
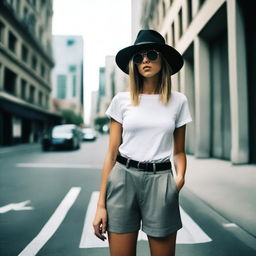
[147,231,177,256]
[108,231,139,256]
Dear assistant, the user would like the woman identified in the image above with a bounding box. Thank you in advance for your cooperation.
[93,29,192,256]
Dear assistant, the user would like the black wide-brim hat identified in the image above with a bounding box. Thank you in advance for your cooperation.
[115,29,184,75]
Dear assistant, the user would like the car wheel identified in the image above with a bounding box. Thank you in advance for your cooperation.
[71,140,75,150]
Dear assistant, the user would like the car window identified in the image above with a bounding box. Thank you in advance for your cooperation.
[52,126,74,135]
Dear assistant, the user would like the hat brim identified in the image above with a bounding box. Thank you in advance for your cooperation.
[115,42,184,75]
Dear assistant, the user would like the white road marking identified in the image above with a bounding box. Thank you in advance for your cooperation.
[18,187,81,256]
[223,223,238,228]
[80,191,212,248]
[16,163,102,169]
[177,207,212,244]
[0,200,34,213]
[79,191,109,248]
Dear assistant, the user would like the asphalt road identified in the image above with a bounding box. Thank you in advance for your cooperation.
[0,134,255,256]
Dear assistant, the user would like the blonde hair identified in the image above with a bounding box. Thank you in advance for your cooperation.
[128,53,173,106]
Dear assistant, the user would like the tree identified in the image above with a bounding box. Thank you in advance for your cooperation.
[94,116,109,133]
[61,109,83,125]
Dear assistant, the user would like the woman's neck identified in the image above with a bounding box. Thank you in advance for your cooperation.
[141,76,159,94]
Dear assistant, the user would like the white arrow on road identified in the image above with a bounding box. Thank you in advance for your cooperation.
[18,187,81,256]
[0,200,34,213]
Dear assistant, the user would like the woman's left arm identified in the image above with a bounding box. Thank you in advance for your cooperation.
[172,125,187,191]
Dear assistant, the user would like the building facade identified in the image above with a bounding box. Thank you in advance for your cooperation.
[0,0,60,146]
[51,35,84,118]
[96,67,105,115]
[131,0,143,41]
[97,56,128,118]
[139,0,255,164]
[90,90,98,127]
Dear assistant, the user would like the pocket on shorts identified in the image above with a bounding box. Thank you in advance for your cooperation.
[168,171,179,194]
[106,162,121,195]
[106,163,118,184]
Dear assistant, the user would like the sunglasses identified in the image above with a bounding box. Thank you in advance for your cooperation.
[133,50,160,64]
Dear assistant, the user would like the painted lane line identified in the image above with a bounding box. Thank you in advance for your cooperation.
[80,191,212,248]
[177,207,212,244]
[18,187,81,256]
[0,200,33,213]
[223,223,238,228]
[79,191,109,248]
[16,163,102,169]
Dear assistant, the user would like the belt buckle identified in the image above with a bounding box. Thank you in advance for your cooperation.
[137,161,148,171]
[137,161,156,173]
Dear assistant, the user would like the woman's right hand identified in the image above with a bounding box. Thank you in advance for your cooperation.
[93,206,108,241]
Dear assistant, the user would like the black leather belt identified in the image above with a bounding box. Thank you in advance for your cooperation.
[116,154,172,172]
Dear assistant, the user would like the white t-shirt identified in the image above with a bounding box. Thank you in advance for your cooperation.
[105,91,192,162]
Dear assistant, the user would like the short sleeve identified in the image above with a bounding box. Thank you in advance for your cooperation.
[175,95,193,128]
[105,93,123,124]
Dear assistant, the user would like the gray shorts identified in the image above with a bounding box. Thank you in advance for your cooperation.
[106,161,183,237]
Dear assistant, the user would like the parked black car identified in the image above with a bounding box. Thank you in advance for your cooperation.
[42,124,81,151]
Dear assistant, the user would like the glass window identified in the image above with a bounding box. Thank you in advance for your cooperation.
[72,75,77,97]
[40,64,45,78]
[45,95,49,108]
[0,22,5,43]
[199,0,206,7]
[178,8,183,38]
[29,85,35,103]
[171,22,175,46]
[4,68,16,94]
[39,26,43,41]
[187,0,192,24]
[67,39,75,46]
[69,65,76,72]
[57,74,67,99]
[46,68,50,81]
[31,55,37,71]
[8,31,17,53]
[28,14,36,33]
[38,91,43,106]
[23,7,28,22]
[22,44,28,62]
[162,1,166,17]
[21,79,27,100]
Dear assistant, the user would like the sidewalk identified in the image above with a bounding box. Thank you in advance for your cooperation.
[184,155,256,239]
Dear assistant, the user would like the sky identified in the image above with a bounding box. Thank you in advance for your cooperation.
[52,0,131,124]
